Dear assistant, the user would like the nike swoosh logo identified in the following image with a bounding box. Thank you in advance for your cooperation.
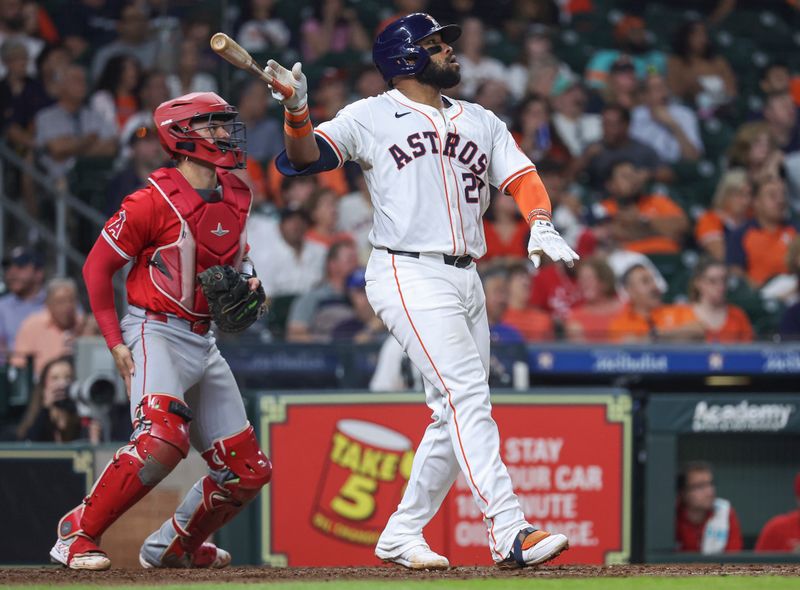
[395,112,411,118]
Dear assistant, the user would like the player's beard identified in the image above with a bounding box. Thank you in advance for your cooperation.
[417,59,461,89]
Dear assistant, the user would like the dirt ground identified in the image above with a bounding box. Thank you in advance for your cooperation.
[2,564,800,585]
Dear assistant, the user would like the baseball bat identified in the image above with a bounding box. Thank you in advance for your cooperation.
[209,32,295,98]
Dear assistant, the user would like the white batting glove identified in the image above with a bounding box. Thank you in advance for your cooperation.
[265,60,308,111]
[527,219,580,269]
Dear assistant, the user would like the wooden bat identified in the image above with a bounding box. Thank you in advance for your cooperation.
[210,32,295,98]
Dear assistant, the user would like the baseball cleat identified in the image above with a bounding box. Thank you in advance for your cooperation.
[498,527,569,568]
[50,538,111,571]
[139,543,231,569]
[377,544,450,570]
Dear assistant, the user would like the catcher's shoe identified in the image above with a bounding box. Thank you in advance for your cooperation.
[139,542,231,569]
[376,544,449,570]
[497,527,569,568]
[50,505,111,571]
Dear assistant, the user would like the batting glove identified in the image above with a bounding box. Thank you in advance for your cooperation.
[527,219,580,269]
[265,60,308,111]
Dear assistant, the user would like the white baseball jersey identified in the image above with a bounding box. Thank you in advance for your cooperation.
[314,88,535,259]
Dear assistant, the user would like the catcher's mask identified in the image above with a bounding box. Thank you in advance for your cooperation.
[153,92,247,170]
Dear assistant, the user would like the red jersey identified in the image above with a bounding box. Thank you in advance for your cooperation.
[675,503,743,553]
[101,167,251,321]
[755,510,800,552]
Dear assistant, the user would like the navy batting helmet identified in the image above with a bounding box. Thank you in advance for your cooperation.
[373,13,461,83]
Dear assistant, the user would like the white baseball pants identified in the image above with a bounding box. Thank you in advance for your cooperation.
[365,248,528,562]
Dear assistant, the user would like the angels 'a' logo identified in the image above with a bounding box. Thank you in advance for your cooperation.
[107,210,127,239]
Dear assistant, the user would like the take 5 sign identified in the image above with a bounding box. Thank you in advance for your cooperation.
[258,392,631,566]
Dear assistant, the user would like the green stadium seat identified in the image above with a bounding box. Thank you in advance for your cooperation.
[265,294,297,340]
[700,119,735,164]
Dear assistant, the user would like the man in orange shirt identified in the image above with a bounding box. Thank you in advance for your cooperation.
[11,278,91,378]
[755,472,800,552]
[728,177,797,287]
[602,160,689,254]
[608,264,703,342]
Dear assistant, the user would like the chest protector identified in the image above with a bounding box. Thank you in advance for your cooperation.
[145,167,251,317]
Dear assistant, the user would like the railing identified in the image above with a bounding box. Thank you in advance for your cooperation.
[0,141,107,276]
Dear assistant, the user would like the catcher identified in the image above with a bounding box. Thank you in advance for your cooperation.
[50,92,269,571]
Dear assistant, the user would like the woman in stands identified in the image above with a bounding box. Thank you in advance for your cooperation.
[667,20,736,118]
[660,258,754,343]
[564,257,621,342]
[694,169,752,261]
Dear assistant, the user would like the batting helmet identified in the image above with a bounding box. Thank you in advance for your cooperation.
[153,92,246,170]
[373,13,461,83]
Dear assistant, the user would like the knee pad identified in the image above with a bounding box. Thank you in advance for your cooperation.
[132,394,193,483]
[202,423,271,502]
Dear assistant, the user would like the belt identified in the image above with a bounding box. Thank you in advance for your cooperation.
[143,310,211,336]
[387,249,474,269]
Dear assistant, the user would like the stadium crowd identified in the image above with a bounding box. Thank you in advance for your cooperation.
[3,0,800,377]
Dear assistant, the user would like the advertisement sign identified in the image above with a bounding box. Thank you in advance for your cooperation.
[259,392,630,567]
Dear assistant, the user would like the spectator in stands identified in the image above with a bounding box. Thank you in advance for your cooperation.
[305,187,352,248]
[601,160,689,255]
[331,268,385,342]
[0,0,44,78]
[34,63,118,185]
[118,69,169,149]
[502,262,554,342]
[584,15,666,91]
[507,24,571,102]
[729,177,797,288]
[89,54,141,134]
[481,190,529,265]
[35,43,71,101]
[248,205,327,298]
[104,125,166,215]
[565,257,621,342]
[236,0,291,54]
[759,61,800,108]
[0,246,45,364]
[91,3,158,80]
[676,461,743,553]
[572,104,672,190]
[286,240,359,342]
[452,16,506,99]
[11,278,90,376]
[592,55,640,112]
[529,262,582,322]
[659,259,753,343]
[550,73,602,158]
[54,0,119,61]
[762,90,800,155]
[165,39,218,98]
[300,0,370,64]
[540,159,584,248]
[482,267,525,344]
[237,79,283,164]
[778,239,800,339]
[755,472,800,552]
[511,93,570,166]
[0,39,49,153]
[695,170,752,262]
[353,64,386,100]
[474,79,513,124]
[667,20,736,118]
[15,355,85,443]
[608,264,703,343]
[337,169,373,264]
[310,68,350,124]
[631,72,703,164]
[727,122,785,190]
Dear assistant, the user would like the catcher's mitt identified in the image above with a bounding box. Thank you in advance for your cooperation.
[197,265,266,333]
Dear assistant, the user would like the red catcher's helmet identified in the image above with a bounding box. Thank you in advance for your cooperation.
[153,92,246,169]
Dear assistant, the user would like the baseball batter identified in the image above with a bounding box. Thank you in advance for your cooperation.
[270,13,578,568]
[49,92,272,570]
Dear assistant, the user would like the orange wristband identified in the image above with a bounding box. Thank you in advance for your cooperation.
[284,106,313,138]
